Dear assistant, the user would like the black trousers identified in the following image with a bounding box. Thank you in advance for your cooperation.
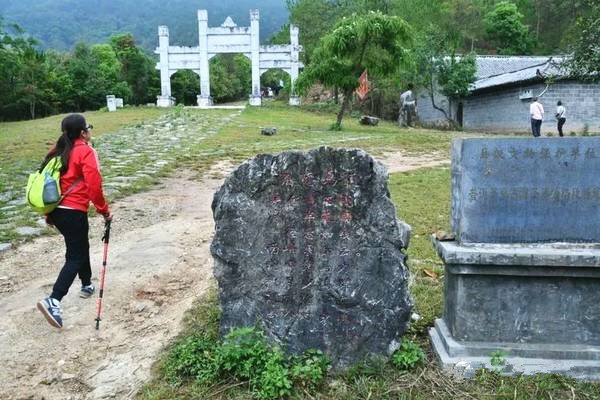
[48,208,92,301]
[531,118,542,137]
[557,118,566,137]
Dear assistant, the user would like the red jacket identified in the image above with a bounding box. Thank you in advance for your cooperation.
[58,138,109,215]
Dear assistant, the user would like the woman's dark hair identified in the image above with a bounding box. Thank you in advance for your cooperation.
[557,100,562,106]
[40,114,86,174]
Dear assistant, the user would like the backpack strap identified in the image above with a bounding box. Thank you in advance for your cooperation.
[59,177,83,202]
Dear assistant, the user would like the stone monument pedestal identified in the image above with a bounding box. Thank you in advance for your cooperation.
[197,95,213,107]
[431,137,600,381]
[430,239,600,380]
[157,95,176,107]
[289,96,300,106]
[249,95,262,106]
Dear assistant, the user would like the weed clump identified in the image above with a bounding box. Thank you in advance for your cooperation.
[162,327,329,400]
[391,339,425,370]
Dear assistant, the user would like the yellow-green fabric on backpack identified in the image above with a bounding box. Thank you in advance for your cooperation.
[26,157,63,214]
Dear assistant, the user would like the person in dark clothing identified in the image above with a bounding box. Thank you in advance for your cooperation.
[556,100,567,137]
[37,114,112,329]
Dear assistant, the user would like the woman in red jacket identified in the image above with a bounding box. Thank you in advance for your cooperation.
[37,114,112,329]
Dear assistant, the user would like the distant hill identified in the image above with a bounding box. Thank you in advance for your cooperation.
[0,0,288,51]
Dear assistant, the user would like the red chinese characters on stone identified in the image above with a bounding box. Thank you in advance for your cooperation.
[304,211,316,223]
[321,209,332,225]
[280,172,294,187]
[323,169,335,184]
[301,173,315,186]
[285,241,297,253]
[339,193,353,208]
[341,210,353,223]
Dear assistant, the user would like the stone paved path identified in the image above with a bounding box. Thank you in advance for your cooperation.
[0,109,241,247]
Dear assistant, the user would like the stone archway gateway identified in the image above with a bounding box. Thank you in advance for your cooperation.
[155,9,303,107]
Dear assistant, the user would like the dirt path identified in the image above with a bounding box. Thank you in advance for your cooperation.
[0,168,226,400]
[378,150,449,173]
[0,152,447,400]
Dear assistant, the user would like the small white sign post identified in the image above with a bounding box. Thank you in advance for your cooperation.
[106,95,117,112]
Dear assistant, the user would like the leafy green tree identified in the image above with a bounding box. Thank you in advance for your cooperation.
[297,11,412,127]
[0,20,24,119]
[286,0,347,63]
[43,51,76,113]
[407,26,476,127]
[66,43,109,111]
[437,54,477,99]
[567,0,600,80]
[171,70,200,105]
[208,54,251,103]
[484,1,534,55]
[110,33,157,104]
[16,46,52,119]
[91,44,132,101]
[261,69,291,97]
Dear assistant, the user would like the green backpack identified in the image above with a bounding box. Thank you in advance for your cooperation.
[26,157,79,214]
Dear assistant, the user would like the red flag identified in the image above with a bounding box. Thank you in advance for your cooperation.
[355,69,370,100]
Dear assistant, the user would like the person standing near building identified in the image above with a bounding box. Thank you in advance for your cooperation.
[530,97,544,137]
[399,83,417,127]
[556,100,566,137]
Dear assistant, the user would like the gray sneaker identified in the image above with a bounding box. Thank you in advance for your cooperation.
[80,284,95,298]
[37,297,63,328]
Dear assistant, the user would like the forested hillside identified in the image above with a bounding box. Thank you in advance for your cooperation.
[1,0,598,122]
[0,0,288,50]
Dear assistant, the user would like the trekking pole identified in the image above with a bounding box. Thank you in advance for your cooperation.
[95,219,111,330]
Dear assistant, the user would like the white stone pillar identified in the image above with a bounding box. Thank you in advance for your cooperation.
[289,24,300,106]
[156,26,175,107]
[249,9,261,106]
[197,10,213,107]
[106,95,117,112]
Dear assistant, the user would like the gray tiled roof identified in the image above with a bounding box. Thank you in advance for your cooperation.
[474,55,555,79]
[471,55,566,91]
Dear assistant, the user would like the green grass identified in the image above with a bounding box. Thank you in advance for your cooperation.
[0,106,167,164]
[197,101,464,162]
[390,168,450,333]
[0,106,169,243]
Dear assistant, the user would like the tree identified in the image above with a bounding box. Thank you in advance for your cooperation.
[110,34,157,105]
[484,1,534,55]
[567,0,600,80]
[208,54,252,103]
[171,70,201,105]
[407,26,476,127]
[66,43,109,111]
[296,11,412,127]
[16,47,52,119]
[285,0,347,63]
[91,44,131,101]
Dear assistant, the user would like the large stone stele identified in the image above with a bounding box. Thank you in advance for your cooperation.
[211,146,412,369]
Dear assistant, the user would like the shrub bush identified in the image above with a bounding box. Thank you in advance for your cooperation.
[162,327,329,399]
[391,339,425,370]
[163,334,218,384]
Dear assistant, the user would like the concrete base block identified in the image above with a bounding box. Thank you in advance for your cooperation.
[157,96,176,107]
[289,96,300,106]
[430,319,600,381]
[249,95,262,106]
[197,96,213,107]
